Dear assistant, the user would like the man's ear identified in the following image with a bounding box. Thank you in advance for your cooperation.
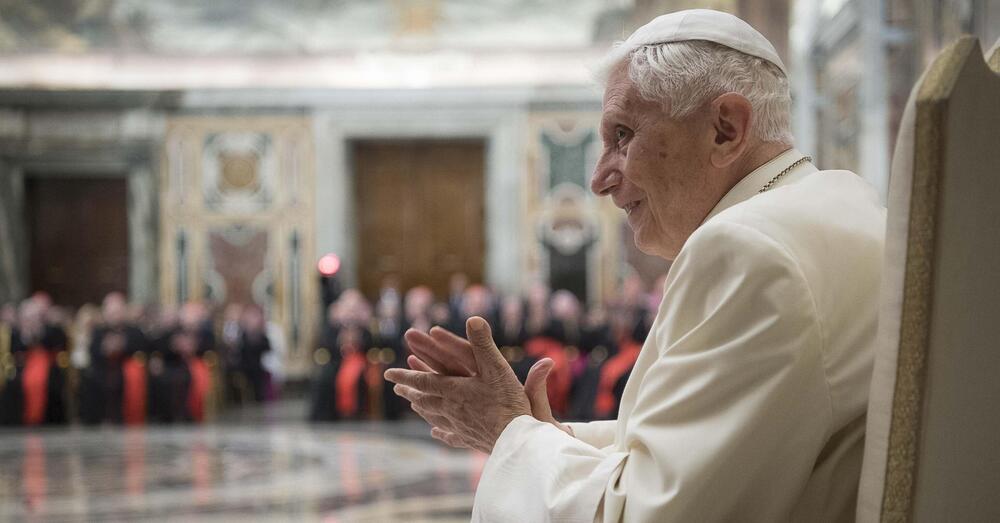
[709,93,753,168]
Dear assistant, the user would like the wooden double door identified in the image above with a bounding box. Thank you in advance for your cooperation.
[354,140,485,300]
[26,177,129,307]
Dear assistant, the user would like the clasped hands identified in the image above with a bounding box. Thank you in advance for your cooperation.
[384,317,570,454]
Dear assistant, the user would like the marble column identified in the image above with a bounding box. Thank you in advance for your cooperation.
[0,159,27,304]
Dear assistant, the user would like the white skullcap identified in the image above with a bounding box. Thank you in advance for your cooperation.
[608,9,787,76]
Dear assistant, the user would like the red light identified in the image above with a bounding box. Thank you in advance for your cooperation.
[318,254,341,276]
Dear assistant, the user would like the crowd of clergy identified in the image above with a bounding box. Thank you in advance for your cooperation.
[308,273,665,423]
[0,292,276,426]
[0,273,664,426]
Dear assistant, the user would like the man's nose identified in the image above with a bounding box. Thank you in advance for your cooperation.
[591,153,620,196]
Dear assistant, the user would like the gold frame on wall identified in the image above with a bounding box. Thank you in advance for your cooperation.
[158,116,318,377]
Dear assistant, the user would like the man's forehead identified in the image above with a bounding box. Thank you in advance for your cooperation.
[601,62,636,112]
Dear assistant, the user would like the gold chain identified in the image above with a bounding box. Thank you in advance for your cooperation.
[758,156,812,194]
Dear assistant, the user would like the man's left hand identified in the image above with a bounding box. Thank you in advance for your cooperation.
[384,316,531,454]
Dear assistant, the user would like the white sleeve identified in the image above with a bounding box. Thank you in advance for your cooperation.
[472,220,832,522]
[565,420,617,449]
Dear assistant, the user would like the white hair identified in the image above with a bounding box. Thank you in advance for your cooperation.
[597,40,793,144]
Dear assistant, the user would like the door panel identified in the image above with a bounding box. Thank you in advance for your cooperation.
[26,177,129,308]
[354,140,485,300]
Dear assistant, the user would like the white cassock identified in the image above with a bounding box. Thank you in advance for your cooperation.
[473,148,886,522]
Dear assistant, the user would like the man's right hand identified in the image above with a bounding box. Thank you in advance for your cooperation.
[404,327,572,436]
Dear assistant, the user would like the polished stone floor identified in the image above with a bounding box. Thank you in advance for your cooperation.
[0,402,483,522]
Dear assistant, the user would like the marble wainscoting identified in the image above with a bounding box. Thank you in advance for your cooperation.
[0,420,484,522]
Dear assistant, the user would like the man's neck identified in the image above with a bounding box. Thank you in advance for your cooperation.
[704,143,794,223]
[735,142,795,182]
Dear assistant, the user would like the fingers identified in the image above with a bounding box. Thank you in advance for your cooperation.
[411,403,453,434]
[405,329,476,377]
[428,326,479,375]
[524,358,555,421]
[523,358,572,436]
[465,316,494,347]
[428,326,472,351]
[524,357,554,393]
[395,383,452,429]
[407,354,435,373]
[392,383,445,411]
[393,381,474,452]
[384,367,461,396]
[465,317,509,379]
[392,383,426,403]
[404,329,453,374]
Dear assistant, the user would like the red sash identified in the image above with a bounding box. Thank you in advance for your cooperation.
[122,357,148,425]
[336,351,366,417]
[186,357,211,422]
[22,347,53,426]
[525,337,572,416]
[594,339,642,418]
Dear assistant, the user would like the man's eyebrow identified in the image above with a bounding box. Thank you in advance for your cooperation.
[599,111,621,128]
[602,102,630,122]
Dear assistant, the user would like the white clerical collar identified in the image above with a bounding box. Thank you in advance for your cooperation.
[701,147,816,224]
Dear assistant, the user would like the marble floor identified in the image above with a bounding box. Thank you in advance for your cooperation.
[0,402,484,522]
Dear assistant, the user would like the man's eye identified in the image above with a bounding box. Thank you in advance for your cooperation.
[615,128,628,143]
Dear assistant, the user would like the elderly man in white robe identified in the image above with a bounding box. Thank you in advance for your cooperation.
[386,9,885,522]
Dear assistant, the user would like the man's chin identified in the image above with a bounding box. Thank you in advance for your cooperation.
[633,231,657,256]
[633,231,676,261]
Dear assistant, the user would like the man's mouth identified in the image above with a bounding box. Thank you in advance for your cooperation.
[624,200,641,215]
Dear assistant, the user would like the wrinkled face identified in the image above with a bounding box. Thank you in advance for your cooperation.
[591,62,722,260]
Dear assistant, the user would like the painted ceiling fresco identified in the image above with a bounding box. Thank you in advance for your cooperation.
[0,0,629,54]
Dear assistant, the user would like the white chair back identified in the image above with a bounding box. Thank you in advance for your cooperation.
[857,36,1000,522]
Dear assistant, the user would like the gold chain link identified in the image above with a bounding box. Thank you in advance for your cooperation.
[758,156,812,194]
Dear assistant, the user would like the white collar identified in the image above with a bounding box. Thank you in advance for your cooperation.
[701,147,815,224]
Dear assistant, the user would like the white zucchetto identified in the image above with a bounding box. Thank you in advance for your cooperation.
[608,9,787,76]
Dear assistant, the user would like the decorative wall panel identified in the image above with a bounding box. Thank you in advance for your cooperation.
[160,117,316,377]
[202,132,275,212]
[525,114,614,305]
[541,128,595,190]
[525,113,670,302]
[205,225,269,307]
